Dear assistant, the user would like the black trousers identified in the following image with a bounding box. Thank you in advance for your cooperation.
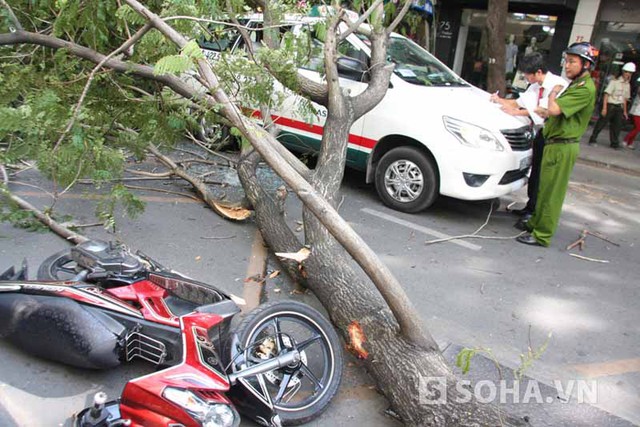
[525,131,545,212]
[589,103,624,147]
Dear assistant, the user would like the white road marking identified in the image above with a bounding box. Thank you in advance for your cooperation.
[361,208,482,251]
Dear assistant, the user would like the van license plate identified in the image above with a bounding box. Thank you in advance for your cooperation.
[519,156,532,170]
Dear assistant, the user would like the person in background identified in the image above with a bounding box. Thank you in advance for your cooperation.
[516,42,597,247]
[588,62,635,149]
[490,53,568,227]
[623,76,640,149]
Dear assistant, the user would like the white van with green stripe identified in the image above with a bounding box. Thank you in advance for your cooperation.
[200,16,534,213]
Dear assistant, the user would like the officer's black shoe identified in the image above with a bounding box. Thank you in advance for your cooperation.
[516,233,544,247]
[511,207,532,216]
[514,219,530,232]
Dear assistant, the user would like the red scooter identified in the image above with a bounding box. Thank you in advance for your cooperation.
[0,240,343,426]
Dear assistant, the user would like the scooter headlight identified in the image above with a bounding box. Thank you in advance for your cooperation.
[203,404,236,427]
[162,387,237,427]
[443,116,505,151]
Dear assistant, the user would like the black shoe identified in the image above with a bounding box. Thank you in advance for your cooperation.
[516,233,544,247]
[514,219,530,232]
[588,142,597,147]
[510,207,532,216]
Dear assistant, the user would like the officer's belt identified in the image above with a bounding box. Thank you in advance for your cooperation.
[545,137,577,145]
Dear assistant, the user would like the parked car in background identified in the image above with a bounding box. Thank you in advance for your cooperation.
[199,14,534,213]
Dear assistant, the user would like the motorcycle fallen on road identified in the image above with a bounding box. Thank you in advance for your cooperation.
[0,240,343,427]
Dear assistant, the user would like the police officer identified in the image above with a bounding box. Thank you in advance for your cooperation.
[588,62,635,149]
[516,42,597,247]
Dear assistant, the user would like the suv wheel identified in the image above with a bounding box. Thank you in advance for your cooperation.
[374,147,438,213]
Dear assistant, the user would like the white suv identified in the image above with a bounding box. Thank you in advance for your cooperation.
[199,15,534,213]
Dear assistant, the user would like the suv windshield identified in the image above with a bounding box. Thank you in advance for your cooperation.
[387,36,468,87]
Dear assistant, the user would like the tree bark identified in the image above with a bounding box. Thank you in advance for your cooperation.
[486,0,508,95]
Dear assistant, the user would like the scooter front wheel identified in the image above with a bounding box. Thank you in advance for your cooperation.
[37,249,80,281]
[232,300,343,425]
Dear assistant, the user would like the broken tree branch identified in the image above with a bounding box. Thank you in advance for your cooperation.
[146,143,251,221]
[0,0,23,32]
[52,23,152,153]
[569,253,610,263]
[123,184,200,200]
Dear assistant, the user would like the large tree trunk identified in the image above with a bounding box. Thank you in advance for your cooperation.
[486,0,508,95]
[238,158,523,425]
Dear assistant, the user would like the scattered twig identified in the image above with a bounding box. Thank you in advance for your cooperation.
[0,164,8,184]
[178,158,223,166]
[0,0,23,31]
[60,222,103,229]
[0,186,88,244]
[123,184,200,200]
[471,202,494,234]
[78,176,174,184]
[7,181,55,199]
[51,23,152,153]
[146,143,251,221]
[173,147,207,159]
[566,230,586,251]
[187,133,237,165]
[200,234,236,240]
[8,162,35,177]
[425,203,521,245]
[569,253,610,263]
[426,232,526,245]
[586,230,619,247]
[125,169,173,178]
[566,229,619,251]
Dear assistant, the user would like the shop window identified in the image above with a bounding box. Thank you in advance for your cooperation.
[457,11,557,92]
[591,22,640,107]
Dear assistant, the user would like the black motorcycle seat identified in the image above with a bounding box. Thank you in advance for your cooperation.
[195,299,240,319]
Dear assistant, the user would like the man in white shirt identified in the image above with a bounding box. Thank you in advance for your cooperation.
[491,53,568,225]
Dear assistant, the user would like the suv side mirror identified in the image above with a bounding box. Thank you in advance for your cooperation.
[337,57,367,82]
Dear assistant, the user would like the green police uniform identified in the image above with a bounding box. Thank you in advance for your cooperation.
[526,72,596,246]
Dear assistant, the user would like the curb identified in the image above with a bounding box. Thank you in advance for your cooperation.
[576,156,640,178]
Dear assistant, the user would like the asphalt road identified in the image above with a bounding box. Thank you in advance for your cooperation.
[0,157,638,426]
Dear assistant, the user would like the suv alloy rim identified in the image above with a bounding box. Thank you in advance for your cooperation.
[384,159,424,203]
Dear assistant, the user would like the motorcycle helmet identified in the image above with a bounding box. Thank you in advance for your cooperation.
[622,62,636,73]
[410,0,434,17]
[564,42,598,65]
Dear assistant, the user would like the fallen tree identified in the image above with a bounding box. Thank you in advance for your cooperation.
[0,1,523,425]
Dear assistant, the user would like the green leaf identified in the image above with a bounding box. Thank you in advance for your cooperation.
[455,347,478,375]
[154,55,193,76]
[181,40,205,60]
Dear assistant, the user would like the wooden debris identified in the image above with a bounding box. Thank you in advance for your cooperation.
[147,143,251,221]
[569,253,610,263]
[566,229,619,251]
[124,184,200,200]
[275,247,311,263]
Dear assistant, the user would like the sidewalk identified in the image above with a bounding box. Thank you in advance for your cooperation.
[577,124,640,176]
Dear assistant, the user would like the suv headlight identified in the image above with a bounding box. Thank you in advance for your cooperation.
[163,387,237,427]
[443,116,505,151]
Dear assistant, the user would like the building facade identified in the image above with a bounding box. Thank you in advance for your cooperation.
[433,0,639,98]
